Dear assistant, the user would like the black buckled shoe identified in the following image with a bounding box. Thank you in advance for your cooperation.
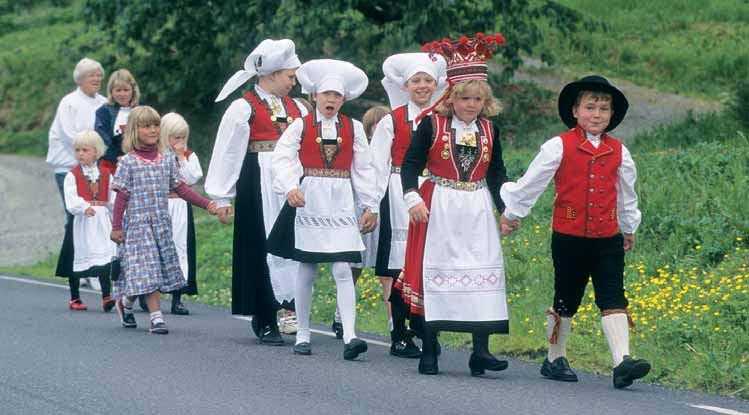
[258,323,285,346]
[331,321,344,340]
[390,338,422,358]
[418,355,439,375]
[171,302,190,315]
[613,355,651,389]
[540,357,579,382]
[343,338,368,360]
[293,342,312,355]
[468,352,509,376]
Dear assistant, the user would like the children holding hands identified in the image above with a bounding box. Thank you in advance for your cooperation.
[500,75,650,388]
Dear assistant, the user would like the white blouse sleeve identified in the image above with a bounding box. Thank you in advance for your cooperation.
[63,172,90,216]
[616,145,641,234]
[204,99,252,208]
[500,136,564,221]
[271,118,304,196]
[179,153,204,186]
[350,120,380,214]
[58,98,80,148]
[369,114,394,203]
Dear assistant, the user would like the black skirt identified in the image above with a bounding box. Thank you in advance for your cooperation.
[55,217,75,279]
[267,201,362,264]
[374,188,399,278]
[231,152,285,317]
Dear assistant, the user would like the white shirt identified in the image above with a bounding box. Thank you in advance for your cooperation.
[47,88,107,172]
[272,109,381,213]
[113,106,132,136]
[177,152,203,186]
[370,101,426,200]
[204,85,308,208]
[500,132,641,234]
[63,169,114,215]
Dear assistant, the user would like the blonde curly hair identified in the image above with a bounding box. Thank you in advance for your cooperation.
[435,80,502,118]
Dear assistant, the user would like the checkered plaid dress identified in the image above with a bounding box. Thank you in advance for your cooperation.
[112,151,186,297]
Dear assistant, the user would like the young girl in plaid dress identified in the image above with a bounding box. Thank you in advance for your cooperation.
[110,106,216,334]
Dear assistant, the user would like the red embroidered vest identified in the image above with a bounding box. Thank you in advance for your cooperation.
[553,126,622,238]
[426,114,494,182]
[243,91,302,142]
[299,113,355,170]
[71,164,111,202]
[390,105,414,167]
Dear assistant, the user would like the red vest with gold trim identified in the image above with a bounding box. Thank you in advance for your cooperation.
[553,126,622,238]
[426,114,494,181]
[243,91,302,142]
[299,113,354,170]
[71,164,111,202]
[390,105,413,167]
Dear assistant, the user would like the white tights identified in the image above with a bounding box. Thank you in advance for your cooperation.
[295,262,357,344]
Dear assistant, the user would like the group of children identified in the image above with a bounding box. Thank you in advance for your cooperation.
[51,32,651,388]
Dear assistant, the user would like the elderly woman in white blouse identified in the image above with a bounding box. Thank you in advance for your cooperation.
[47,57,107,285]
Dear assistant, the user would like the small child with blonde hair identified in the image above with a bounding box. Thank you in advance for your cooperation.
[110,106,216,334]
[162,112,204,315]
[58,131,117,311]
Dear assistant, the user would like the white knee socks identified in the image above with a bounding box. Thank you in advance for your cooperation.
[601,313,630,367]
[330,262,357,344]
[546,309,572,362]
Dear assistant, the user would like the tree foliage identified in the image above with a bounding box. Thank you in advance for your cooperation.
[83,0,584,113]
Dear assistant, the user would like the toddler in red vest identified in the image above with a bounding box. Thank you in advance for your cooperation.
[500,75,649,389]
[59,131,117,311]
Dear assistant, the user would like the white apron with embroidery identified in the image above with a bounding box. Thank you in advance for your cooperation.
[422,185,508,323]
[294,176,364,254]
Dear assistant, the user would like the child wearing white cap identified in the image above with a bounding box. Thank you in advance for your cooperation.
[267,59,380,360]
[370,52,447,358]
[205,39,308,345]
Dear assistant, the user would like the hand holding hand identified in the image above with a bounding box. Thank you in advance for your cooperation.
[110,230,125,244]
[500,214,520,236]
[623,233,635,251]
[216,206,234,224]
[287,188,305,208]
[359,210,378,234]
[408,202,429,224]
[206,201,217,215]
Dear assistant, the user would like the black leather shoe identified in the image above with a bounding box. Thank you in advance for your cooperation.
[540,357,579,382]
[613,355,651,389]
[259,323,285,346]
[418,355,439,375]
[343,338,368,360]
[332,321,344,340]
[468,352,509,376]
[293,342,311,355]
[171,302,190,315]
[390,338,422,358]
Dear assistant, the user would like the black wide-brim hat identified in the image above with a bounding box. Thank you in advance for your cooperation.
[557,75,629,132]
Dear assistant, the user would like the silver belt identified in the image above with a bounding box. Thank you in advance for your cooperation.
[391,165,429,177]
[428,173,486,191]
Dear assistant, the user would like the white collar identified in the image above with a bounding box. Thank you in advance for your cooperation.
[451,116,478,131]
[255,85,279,102]
[80,163,100,181]
[316,109,339,123]
[407,101,426,122]
[75,87,100,102]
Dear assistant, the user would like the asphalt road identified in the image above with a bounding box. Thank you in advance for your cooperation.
[1,275,747,415]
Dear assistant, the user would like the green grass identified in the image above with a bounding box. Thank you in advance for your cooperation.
[543,0,749,98]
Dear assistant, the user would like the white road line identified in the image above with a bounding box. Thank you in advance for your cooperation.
[0,275,99,294]
[232,315,392,347]
[690,404,749,415]
[3,274,400,349]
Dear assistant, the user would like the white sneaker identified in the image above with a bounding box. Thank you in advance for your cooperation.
[279,315,298,335]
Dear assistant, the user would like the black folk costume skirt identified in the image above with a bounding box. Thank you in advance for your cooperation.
[231,152,290,317]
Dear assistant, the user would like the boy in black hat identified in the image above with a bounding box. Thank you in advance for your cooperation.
[499,75,650,389]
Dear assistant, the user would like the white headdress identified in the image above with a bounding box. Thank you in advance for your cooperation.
[296,59,368,101]
[381,53,447,109]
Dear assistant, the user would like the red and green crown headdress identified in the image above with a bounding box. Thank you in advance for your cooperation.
[416,33,505,122]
